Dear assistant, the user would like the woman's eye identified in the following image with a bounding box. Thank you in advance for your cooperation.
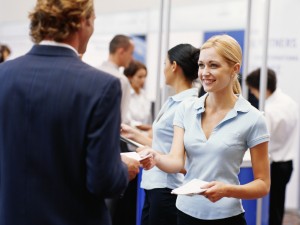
[198,63,204,68]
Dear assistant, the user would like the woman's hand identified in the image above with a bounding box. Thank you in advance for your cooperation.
[121,123,152,146]
[137,146,158,170]
[120,123,138,140]
[136,124,152,132]
[201,181,228,203]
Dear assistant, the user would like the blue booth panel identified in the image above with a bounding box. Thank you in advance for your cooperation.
[136,168,145,225]
[238,167,270,225]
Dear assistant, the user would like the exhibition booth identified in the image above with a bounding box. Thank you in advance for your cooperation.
[1,0,299,224]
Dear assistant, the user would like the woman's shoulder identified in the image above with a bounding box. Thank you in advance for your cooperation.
[236,96,266,124]
[176,95,204,114]
[181,95,199,106]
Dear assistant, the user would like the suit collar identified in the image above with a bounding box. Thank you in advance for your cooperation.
[39,40,79,55]
[27,45,79,58]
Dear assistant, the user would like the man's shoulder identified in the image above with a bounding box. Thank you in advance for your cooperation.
[79,62,121,86]
[269,90,298,109]
[98,61,128,79]
[99,61,119,76]
[98,67,119,79]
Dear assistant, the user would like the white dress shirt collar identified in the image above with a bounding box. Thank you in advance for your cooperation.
[39,40,79,55]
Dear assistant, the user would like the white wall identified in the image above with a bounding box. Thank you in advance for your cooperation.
[1,0,299,210]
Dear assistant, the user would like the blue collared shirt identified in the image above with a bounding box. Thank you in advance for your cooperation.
[173,93,269,220]
[141,88,198,190]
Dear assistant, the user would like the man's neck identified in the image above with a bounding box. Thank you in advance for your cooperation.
[108,54,121,68]
[266,90,272,99]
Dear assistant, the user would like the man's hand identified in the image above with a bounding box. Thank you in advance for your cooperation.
[121,155,140,181]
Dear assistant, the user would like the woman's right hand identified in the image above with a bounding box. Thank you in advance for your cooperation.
[137,146,157,170]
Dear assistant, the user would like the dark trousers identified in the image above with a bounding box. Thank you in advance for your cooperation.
[106,141,137,225]
[112,177,137,225]
[269,160,293,225]
[141,188,177,225]
[177,210,247,225]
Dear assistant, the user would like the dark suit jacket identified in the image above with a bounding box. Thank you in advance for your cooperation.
[0,45,128,225]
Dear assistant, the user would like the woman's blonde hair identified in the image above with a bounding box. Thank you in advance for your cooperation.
[29,0,94,43]
[201,34,242,94]
[233,79,242,94]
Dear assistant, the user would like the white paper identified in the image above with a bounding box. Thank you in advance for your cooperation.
[171,179,208,195]
[121,152,150,161]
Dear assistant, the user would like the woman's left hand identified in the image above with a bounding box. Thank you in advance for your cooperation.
[201,181,228,203]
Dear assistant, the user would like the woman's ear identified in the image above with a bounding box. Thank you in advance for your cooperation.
[172,61,177,72]
[233,63,240,74]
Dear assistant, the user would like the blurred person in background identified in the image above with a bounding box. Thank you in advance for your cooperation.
[0,44,11,63]
[124,60,152,133]
[246,68,299,225]
[99,34,134,124]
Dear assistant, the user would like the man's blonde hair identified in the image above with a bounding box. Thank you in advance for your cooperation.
[29,0,94,43]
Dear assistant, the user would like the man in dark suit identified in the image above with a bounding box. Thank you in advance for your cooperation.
[0,0,139,225]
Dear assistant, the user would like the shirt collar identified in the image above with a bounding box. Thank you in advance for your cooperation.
[102,60,119,70]
[170,88,198,102]
[266,88,280,103]
[39,40,79,55]
[193,93,251,114]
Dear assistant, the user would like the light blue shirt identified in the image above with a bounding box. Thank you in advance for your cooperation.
[173,93,269,220]
[141,88,198,190]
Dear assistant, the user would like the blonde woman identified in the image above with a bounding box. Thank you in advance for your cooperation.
[139,35,270,225]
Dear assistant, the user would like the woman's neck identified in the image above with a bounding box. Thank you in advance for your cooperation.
[172,79,192,94]
[205,91,238,112]
[133,86,140,94]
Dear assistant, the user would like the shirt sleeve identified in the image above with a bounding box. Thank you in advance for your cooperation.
[264,108,276,136]
[119,75,131,124]
[173,101,186,129]
[247,111,270,149]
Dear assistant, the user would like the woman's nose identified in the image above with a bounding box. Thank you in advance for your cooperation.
[199,67,209,77]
